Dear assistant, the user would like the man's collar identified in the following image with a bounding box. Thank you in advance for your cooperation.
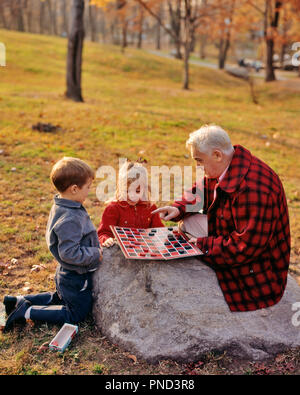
[218,145,252,194]
[54,194,83,209]
[218,163,230,183]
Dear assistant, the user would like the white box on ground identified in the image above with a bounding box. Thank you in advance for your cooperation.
[49,323,78,352]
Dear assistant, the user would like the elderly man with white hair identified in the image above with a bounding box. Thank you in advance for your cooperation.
[153,124,290,312]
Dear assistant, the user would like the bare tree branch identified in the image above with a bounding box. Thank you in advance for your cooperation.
[134,0,178,41]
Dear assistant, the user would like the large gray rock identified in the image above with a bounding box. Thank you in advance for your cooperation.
[92,245,300,363]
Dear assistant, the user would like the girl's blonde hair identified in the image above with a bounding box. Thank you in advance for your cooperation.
[107,161,152,204]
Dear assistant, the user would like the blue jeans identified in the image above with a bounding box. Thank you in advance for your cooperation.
[25,266,94,325]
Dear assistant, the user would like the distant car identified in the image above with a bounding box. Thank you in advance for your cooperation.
[237,58,263,72]
[282,58,298,71]
[238,58,252,67]
[253,60,263,72]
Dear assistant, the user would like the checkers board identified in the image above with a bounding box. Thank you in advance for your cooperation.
[110,226,203,260]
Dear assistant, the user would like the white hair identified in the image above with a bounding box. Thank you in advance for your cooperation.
[186,124,234,155]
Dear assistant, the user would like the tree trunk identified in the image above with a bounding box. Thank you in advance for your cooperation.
[0,1,8,29]
[280,4,288,69]
[136,7,144,49]
[155,5,162,50]
[182,3,192,90]
[218,36,230,69]
[66,0,85,102]
[61,0,69,36]
[52,0,58,36]
[218,0,235,69]
[17,0,25,31]
[26,0,33,33]
[89,1,96,42]
[174,39,182,59]
[121,21,128,52]
[168,0,182,59]
[155,21,161,50]
[190,30,196,53]
[40,0,45,34]
[99,11,106,43]
[265,38,276,81]
[137,30,142,49]
[199,34,207,59]
[46,0,53,34]
[280,42,286,69]
[46,0,58,35]
[264,0,281,82]
[183,43,190,90]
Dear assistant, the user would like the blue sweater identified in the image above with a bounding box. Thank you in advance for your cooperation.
[46,195,101,274]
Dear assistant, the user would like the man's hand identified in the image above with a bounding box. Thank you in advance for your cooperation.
[102,237,116,248]
[151,206,180,221]
[188,237,198,245]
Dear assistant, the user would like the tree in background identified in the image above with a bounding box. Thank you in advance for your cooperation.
[245,0,282,81]
[264,0,282,81]
[216,0,236,69]
[132,0,216,89]
[167,0,182,59]
[66,0,85,102]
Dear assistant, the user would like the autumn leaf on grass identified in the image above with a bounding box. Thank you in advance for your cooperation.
[26,319,35,328]
[128,354,137,364]
[30,264,46,273]
[37,341,50,354]
[22,282,33,293]
[275,354,286,364]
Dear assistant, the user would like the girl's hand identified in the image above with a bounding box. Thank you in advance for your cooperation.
[103,238,116,248]
[188,237,198,245]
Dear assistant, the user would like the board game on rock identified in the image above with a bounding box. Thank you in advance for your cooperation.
[110,226,203,260]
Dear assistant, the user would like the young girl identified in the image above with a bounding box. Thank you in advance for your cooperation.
[98,161,164,247]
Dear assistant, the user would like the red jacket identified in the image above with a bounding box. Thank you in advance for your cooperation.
[98,201,164,245]
[173,145,290,312]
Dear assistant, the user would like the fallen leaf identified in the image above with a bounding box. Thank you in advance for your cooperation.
[275,354,286,364]
[37,341,49,354]
[22,286,33,293]
[30,265,41,273]
[26,319,35,328]
[128,354,137,364]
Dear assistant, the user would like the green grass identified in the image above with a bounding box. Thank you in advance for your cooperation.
[0,28,300,375]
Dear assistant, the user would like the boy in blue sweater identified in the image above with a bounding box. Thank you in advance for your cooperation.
[3,157,102,331]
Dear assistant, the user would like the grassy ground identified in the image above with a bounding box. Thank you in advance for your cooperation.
[0,29,300,375]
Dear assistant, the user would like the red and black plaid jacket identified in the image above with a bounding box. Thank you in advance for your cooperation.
[173,145,290,312]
